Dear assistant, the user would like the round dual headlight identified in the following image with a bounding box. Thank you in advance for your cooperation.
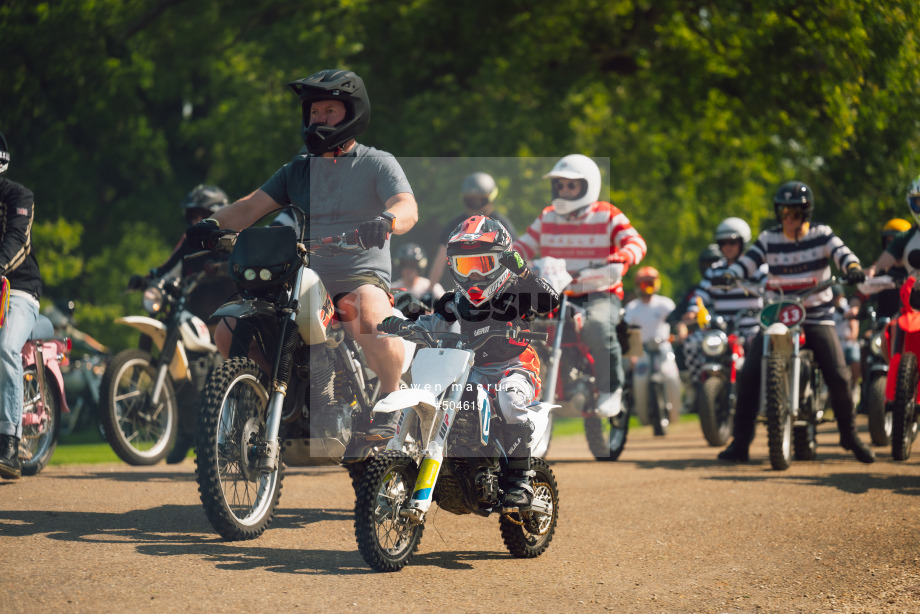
[142,286,165,315]
[701,331,728,357]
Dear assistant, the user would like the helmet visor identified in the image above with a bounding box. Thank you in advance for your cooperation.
[908,195,920,216]
[778,205,805,221]
[450,254,501,278]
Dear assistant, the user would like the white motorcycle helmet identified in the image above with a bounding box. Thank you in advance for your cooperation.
[714,217,752,245]
[907,174,920,226]
[543,154,601,215]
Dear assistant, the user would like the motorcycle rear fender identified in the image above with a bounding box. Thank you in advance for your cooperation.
[114,316,190,381]
[525,401,556,449]
[21,340,71,413]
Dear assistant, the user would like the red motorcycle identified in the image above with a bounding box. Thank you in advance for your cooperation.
[883,276,920,460]
[20,314,71,475]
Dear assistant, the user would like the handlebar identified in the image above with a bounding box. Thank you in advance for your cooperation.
[185,229,366,262]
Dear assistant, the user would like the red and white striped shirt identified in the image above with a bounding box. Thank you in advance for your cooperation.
[515,201,646,298]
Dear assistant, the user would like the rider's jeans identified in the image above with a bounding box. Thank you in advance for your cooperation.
[732,323,856,446]
[572,291,624,396]
[0,293,40,439]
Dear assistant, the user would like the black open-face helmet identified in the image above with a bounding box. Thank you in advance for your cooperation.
[181,184,229,226]
[396,243,428,271]
[773,180,813,223]
[446,215,513,306]
[288,69,370,155]
[0,131,9,174]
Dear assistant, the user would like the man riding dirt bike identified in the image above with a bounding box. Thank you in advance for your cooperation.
[515,154,647,434]
[717,181,875,464]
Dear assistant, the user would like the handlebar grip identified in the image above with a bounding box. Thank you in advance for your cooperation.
[519,331,549,342]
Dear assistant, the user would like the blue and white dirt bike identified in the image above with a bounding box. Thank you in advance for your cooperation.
[354,324,559,572]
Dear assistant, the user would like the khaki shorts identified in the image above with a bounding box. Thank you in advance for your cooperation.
[321,271,390,304]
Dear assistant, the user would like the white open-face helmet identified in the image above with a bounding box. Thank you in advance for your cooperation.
[714,217,752,245]
[543,154,601,215]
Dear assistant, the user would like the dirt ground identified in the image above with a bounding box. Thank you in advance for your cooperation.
[2,417,919,613]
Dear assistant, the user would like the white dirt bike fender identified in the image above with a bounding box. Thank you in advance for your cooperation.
[115,316,190,381]
[526,402,557,449]
[373,388,440,449]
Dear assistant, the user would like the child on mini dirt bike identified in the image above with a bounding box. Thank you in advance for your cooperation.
[379,215,559,509]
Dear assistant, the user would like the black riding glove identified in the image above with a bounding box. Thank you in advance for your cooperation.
[499,250,529,277]
[378,316,407,334]
[846,264,866,284]
[358,216,392,250]
[186,218,222,250]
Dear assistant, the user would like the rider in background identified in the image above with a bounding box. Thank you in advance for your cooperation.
[380,216,558,510]
[0,131,43,480]
[427,172,517,291]
[624,267,675,348]
[681,218,766,383]
[717,180,875,464]
[391,243,444,305]
[864,215,914,315]
[516,154,646,418]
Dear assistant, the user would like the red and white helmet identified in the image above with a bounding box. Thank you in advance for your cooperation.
[446,215,513,306]
[543,154,601,215]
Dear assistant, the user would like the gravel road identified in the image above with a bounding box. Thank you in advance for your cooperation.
[2,418,919,613]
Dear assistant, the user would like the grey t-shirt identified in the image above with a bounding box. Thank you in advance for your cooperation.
[260,144,413,285]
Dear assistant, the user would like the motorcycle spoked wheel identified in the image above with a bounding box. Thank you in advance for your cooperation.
[584,412,629,461]
[196,357,283,541]
[20,364,62,476]
[697,376,732,447]
[499,458,559,558]
[765,353,793,471]
[891,352,919,461]
[866,374,891,447]
[99,349,178,465]
[354,450,424,572]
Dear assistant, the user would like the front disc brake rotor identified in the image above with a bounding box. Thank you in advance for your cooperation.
[239,417,262,482]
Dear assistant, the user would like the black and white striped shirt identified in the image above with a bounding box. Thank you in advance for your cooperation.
[729,223,859,325]
[688,258,767,330]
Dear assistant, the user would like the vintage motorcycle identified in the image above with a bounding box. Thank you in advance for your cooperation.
[354,324,558,572]
[530,257,637,461]
[193,211,414,541]
[877,275,920,460]
[690,298,749,447]
[99,272,221,465]
[629,335,683,437]
[855,277,896,447]
[20,314,71,475]
[721,276,836,470]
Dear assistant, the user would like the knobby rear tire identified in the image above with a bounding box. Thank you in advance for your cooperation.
[500,458,559,559]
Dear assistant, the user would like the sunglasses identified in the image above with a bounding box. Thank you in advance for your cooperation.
[450,253,502,278]
[551,179,581,191]
[779,205,804,220]
[717,239,741,247]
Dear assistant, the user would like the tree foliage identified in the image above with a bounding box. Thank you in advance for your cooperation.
[2,0,919,345]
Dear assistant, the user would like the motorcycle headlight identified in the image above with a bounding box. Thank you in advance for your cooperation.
[701,331,728,357]
[869,331,884,358]
[142,287,165,315]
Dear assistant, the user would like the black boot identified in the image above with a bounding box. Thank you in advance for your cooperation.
[502,422,534,511]
[166,432,195,465]
[0,434,22,479]
[837,421,876,464]
[717,438,749,462]
[366,411,399,441]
